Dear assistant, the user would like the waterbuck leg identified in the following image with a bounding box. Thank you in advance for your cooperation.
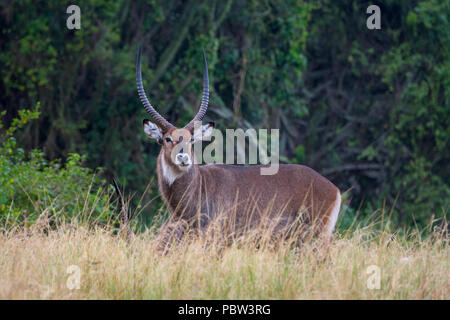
[156,219,188,254]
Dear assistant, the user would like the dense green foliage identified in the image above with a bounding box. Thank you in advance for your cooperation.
[0,0,448,228]
[0,106,113,226]
[303,0,449,226]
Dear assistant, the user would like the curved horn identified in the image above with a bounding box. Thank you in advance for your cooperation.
[136,46,173,132]
[184,50,209,132]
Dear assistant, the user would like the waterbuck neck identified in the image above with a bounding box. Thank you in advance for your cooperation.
[156,151,200,211]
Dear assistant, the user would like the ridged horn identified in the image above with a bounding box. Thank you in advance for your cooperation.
[136,46,173,132]
[184,50,209,132]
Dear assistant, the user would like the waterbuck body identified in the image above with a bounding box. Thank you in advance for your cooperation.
[136,47,341,247]
[157,153,340,235]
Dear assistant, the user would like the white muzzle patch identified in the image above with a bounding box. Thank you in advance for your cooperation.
[175,153,191,169]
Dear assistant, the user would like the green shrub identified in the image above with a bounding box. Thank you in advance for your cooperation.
[0,106,114,227]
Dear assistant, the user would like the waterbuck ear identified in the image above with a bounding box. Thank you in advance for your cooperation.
[193,121,215,142]
[143,119,163,144]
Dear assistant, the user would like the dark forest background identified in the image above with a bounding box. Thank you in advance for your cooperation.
[0,0,448,229]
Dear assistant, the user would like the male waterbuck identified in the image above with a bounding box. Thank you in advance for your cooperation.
[136,48,341,248]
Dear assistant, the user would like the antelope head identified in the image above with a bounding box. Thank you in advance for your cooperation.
[137,47,214,173]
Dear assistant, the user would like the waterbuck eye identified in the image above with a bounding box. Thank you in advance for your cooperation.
[190,137,194,143]
[165,137,172,143]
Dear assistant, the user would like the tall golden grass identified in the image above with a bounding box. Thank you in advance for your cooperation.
[0,209,448,299]
[0,182,448,299]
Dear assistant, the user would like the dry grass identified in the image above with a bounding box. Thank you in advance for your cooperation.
[0,216,448,299]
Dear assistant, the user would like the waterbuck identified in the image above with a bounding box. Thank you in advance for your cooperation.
[136,48,341,248]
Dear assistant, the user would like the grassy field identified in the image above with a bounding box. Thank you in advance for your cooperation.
[0,215,448,299]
